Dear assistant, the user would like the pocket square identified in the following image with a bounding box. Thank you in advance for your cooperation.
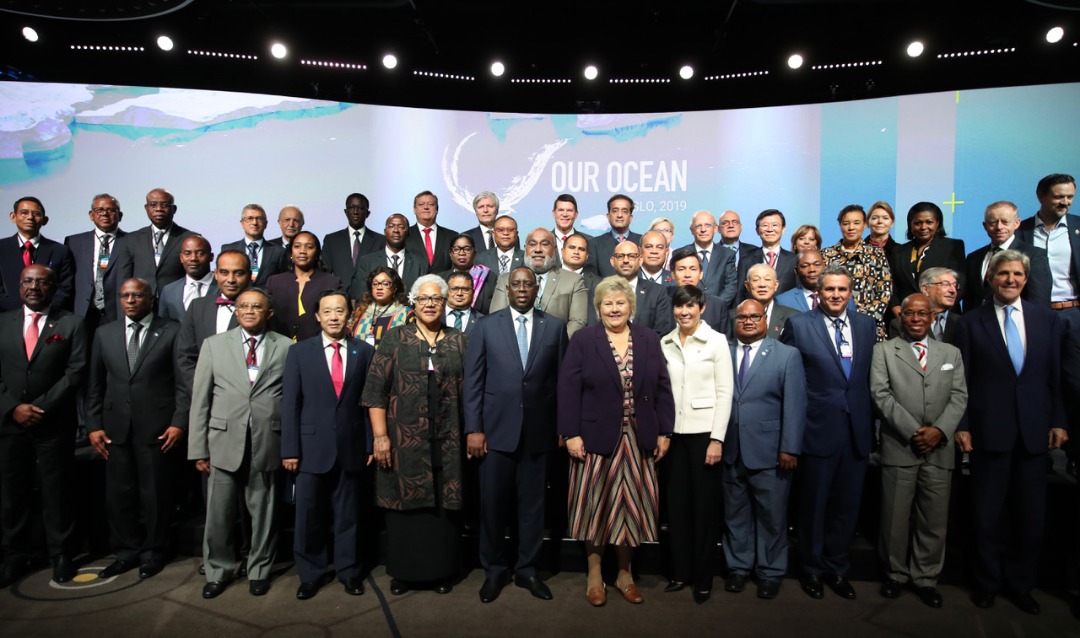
[940,363,954,371]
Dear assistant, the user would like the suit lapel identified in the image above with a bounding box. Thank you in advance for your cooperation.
[498,311,523,369]
[253,333,280,390]
[130,317,167,376]
[540,270,559,309]
[339,338,361,403]
[159,227,185,268]
[29,312,60,362]
[978,305,1014,375]
[525,311,549,372]
[596,327,622,389]
[893,339,925,376]
[740,338,772,389]
[810,309,846,378]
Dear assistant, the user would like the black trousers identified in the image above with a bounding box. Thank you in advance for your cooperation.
[0,428,74,562]
[665,432,722,590]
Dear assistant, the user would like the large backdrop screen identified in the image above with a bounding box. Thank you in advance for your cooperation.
[1,81,1078,253]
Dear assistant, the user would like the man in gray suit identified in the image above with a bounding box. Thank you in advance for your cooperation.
[490,229,587,338]
[188,288,289,599]
[872,293,967,608]
[723,299,806,600]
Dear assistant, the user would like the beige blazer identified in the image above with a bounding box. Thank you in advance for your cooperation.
[489,268,588,338]
[660,322,734,440]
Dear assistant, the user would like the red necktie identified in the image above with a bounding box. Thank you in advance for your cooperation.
[246,337,258,366]
[25,312,41,360]
[22,241,32,268]
[810,292,819,309]
[914,341,927,370]
[423,227,434,265]
[331,342,344,398]
[767,250,777,268]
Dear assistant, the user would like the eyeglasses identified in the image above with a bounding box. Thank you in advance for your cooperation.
[371,280,394,289]
[19,277,50,287]
[613,253,640,260]
[925,281,959,289]
[450,246,475,254]
[692,223,716,231]
[735,313,766,323]
[236,303,265,311]
[241,216,267,224]
[415,296,445,306]
[449,286,473,293]
[719,220,741,227]
[91,207,119,215]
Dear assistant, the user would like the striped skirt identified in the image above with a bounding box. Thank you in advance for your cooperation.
[568,421,659,546]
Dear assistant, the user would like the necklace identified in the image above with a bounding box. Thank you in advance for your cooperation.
[416,324,442,354]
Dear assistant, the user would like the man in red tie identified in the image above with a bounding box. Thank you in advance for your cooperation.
[281,290,375,600]
[404,190,457,274]
[0,197,75,312]
[735,210,798,305]
[0,264,87,587]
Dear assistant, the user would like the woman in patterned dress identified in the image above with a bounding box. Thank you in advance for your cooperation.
[558,276,675,607]
[821,205,893,340]
[348,266,412,347]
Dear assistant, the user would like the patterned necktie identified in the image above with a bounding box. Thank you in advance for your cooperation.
[486,230,494,250]
[738,344,751,388]
[535,274,545,309]
[516,316,528,368]
[153,230,165,256]
[352,230,361,266]
[248,242,259,269]
[246,337,258,385]
[22,240,33,268]
[499,254,509,274]
[913,341,927,370]
[127,322,142,372]
[330,342,344,398]
[100,234,111,257]
[25,312,41,360]
[94,235,111,310]
[423,227,434,265]
[810,292,819,309]
[1004,305,1024,375]
[390,253,401,272]
[452,310,463,331]
[833,317,852,379]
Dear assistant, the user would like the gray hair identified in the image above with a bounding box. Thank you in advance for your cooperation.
[91,193,120,209]
[745,263,777,281]
[472,191,500,211]
[410,273,449,300]
[918,267,958,288]
[820,263,852,286]
[987,249,1031,277]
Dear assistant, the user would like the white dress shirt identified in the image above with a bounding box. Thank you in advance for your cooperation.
[994,299,1027,355]
[321,333,348,376]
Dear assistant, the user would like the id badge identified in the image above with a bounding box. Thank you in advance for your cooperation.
[839,341,853,359]
[250,266,260,281]
[247,364,259,384]
[365,334,376,346]
[97,254,110,269]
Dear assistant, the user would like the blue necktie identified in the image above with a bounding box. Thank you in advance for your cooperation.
[699,250,709,276]
[833,318,852,379]
[738,344,751,389]
[516,316,528,369]
[1004,305,1024,375]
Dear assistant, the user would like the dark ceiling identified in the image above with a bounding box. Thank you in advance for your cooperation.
[3,0,1079,113]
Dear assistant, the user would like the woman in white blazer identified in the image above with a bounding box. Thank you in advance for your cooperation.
[659,284,734,604]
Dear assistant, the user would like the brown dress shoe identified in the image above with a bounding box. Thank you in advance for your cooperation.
[619,582,644,604]
[587,584,607,607]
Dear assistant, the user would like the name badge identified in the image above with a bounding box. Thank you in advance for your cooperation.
[98,254,110,269]
[839,342,853,359]
[365,334,376,346]
[247,364,259,384]
[250,266,260,280]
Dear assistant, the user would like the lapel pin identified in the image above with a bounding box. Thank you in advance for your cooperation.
[48,324,54,329]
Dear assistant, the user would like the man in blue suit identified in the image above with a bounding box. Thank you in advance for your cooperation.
[1016,173,1078,328]
[463,267,568,603]
[775,249,856,315]
[679,210,738,307]
[281,290,375,600]
[589,194,642,278]
[724,299,806,600]
[954,249,1067,615]
[779,264,876,601]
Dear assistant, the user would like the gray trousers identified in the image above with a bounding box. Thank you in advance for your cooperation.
[878,462,951,587]
[722,459,793,581]
[204,459,278,583]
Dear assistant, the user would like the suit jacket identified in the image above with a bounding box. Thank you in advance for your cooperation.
[774,286,858,314]
[404,223,457,273]
[962,238,1052,311]
[281,335,375,474]
[633,278,675,336]
[737,246,798,300]
[85,316,185,444]
[666,287,728,335]
[437,268,497,314]
[871,336,967,469]
[265,270,343,342]
[158,278,218,322]
[463,308,569,453]
[220,239,288,288]
[321,226,386,285]
[64,229,127,320]
[888,236,967,309]
[112,223,195,296]
[659,322,733,440]
[475,247,524,276]
[349,249,423,300]
[458,309,484,336]
[680,241,738,307]
[0,307,87,437]
[641,268,675,287]
[557,323,675,455]
[490,268,588,338]
[0,235,76,312]
[724,337,807,470]
[188,328,289,472]
[766,302,799,339]
[1017,213,1080,299]
[592,231,643,278]
[175,294,240,418]
[887,309,960,344]
[779,308,876,457]
[955,300,1066,453]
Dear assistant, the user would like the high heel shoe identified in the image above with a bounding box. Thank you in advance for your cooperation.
[664,580,687,593]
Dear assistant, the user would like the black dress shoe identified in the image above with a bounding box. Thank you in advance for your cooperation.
[692,589,711,604]
[343,577,365,596]
[757,579,781,600]
[724,572,747,593]
[139,559,164,579]
[52,555,76,583]
[800,574,824,599]
[390,579,409,595]
[916,586,943,608]
[880,579,903,599]
[1010,592,1041,615]
[203,581,228,599]
[296,581,321,600]
[99,559,137,578]
[198,562,205,576]
[433,581,453,595]
[237,561,248,578]
[480,574,509,603]
[249,579,270,596]
[823,574,856,600]
[0,562,28,588]
[515,575,553,600]
[972,590,995,608]
[663,580,688,593]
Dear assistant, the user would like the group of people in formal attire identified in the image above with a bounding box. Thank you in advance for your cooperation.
[0,175,1076,616]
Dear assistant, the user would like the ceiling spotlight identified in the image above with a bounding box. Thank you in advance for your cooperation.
[907,41,924,57]
[491,61,505,77]
[382,54,398,69]
[157,36,174,51]
[22,26,39,42]
[270,42,287,59]
[787,54,804,69]
[584,65,598,80]
[1047,27,1065,44]
[679,65,694,80]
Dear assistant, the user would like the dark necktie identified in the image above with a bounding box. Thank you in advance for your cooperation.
[248,242,259,269]
[127,322,142,373]
[246,337,258,384]
[699,250,709,275]
[738,344,751,388]
[486,229,494,250]
[352,230,361,266]
[390,253,401,272]
[810,292,819,309]
[452,310,463,331]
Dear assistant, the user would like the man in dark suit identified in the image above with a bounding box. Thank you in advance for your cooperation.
[681,210,738,307]
[779,264,876,601]
[964,201,1051,311]
[111,188,195,301]
[86,278,185,580]
[0,265,86,586]
[872,293,967,608]
[609,239,673,336]
[668,247,728,334]
[737,209,798,301]
[775,250,855,315]
[322,193,386,285]
[219,204,287,288]
[740,263,798,339]
[590,194,642,278]
[464,191,504,252]
[1016,173,1078,328]
[888,268,961,342]
[639,230,674,285]
[267,205,304,253]
[158,235,216,322]
[717,210,758,271]
[464,267,568,603]
[350,214,422,299]
[404,190,457,273]
[551,193,592,256]
[63,193,127,328]
[282,290,375,600]
[954,249,1067,615]
[1,196,75,312]
[475,215,524,277]
[445,271,484,335]
[724,299,807,600]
